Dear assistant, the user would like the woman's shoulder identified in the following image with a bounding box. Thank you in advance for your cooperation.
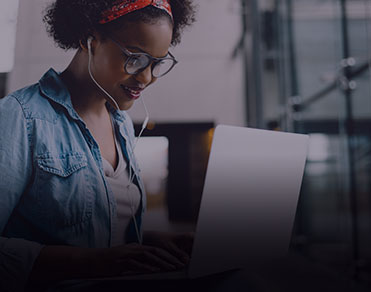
[1,70,68,123]
[0,85,43,147]
[0,83,42,118]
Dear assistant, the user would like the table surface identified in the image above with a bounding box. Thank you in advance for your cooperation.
[30,253,371,292]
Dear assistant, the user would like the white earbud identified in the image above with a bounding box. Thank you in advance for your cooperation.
[87,37,93,50]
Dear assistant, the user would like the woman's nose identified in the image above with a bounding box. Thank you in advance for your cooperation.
[134,65,154,86]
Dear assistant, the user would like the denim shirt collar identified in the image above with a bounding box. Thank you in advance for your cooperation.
[39,68,80,120]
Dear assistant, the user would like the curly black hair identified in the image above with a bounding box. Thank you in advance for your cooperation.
[43,0,196,50]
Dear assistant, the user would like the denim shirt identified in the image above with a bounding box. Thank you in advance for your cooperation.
[0,68,146,290]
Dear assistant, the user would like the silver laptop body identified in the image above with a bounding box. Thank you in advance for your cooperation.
[188,125,309,278]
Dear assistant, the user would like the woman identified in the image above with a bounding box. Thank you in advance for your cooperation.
[0,0,196,290]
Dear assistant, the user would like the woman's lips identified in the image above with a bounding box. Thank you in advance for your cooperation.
[120,85,143,100]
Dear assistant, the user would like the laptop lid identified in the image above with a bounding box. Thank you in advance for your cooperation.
[188,125,309,278]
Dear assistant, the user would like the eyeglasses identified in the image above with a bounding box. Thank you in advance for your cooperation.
[109,38,178,78]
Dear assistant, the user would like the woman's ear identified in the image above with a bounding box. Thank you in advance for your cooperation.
[79,36,94,53]
[79,40,88,52]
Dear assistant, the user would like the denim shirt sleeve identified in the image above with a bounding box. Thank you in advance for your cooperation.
[0,238,44,292]
[0,96,44,292]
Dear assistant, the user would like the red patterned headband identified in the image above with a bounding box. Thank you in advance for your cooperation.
[100,0,173,24]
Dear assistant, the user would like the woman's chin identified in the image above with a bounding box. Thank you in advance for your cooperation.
[117,99,135,111]
[104,95,134,111]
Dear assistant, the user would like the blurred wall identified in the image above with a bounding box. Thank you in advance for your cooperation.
[0,0,19,73]
[7,0,75,92]
[6,0,245,126]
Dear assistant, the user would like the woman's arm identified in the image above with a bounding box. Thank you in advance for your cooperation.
[0,237,44,292]
[0,96,39,292]
[29,242,187,283]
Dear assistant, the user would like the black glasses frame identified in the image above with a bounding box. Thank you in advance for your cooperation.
[109,37,178,78]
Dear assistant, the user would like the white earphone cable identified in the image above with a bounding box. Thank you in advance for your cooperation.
[134,98,149,149]
[87,38,149,245]
[127,98,149,245]
[87,39,121,110]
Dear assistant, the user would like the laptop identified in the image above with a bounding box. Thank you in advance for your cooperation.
[188,124,309,278]
[58,124,309,285]
[115,124,308,279]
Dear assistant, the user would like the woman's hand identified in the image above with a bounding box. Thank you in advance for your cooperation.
[142,230,194,267]
[94,242,187,276]
[30,231,194,283]
[30,242,191,282]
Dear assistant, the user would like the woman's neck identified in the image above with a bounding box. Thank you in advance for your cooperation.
[60,50,108,119]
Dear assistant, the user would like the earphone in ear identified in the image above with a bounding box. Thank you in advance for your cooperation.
[87,37,93,52]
